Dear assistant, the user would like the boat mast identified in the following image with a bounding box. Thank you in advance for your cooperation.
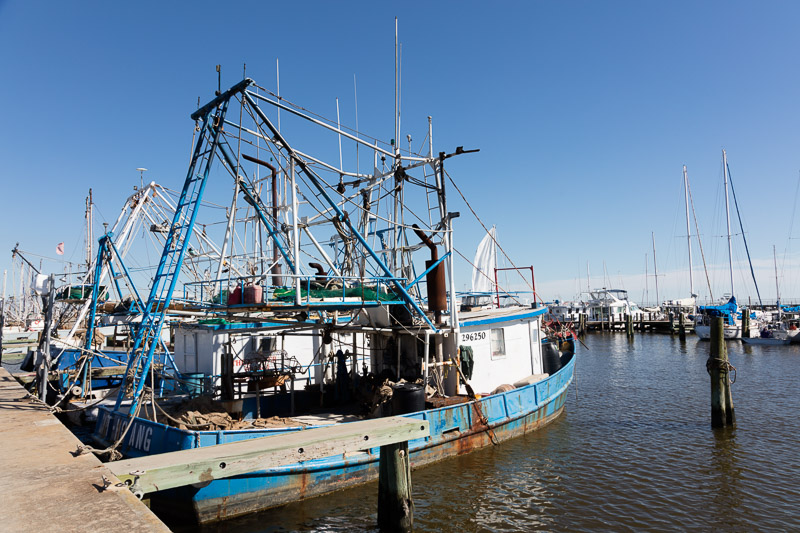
[683,166,694,298]
[652,232,660,306]
[644,253,649,305]
[586,261,590,293]
[723,149,735,297]
[85,188,93,273]
[774,244,781,318]
[392,17,400,277]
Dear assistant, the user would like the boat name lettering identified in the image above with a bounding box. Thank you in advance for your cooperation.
[461,331,486,342]
[127,423,153,452]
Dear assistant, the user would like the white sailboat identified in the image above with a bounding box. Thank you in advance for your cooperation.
[744,245,799,345]
[695,150,758,340]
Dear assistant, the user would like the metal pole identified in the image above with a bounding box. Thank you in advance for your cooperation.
[683,166,694,298]
[652,232,660,307]
[290,160,301,306]
[723,149,735,296]
[423,330,431,391]
[39,274,55,402]
[302,226,342,278]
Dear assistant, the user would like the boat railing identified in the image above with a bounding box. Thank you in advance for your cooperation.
[177,273,409,310]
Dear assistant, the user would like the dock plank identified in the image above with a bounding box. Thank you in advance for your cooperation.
[0,368,170,533]
[107,416,430,494]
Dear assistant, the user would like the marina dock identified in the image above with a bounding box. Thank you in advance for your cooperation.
[0,367,170,533]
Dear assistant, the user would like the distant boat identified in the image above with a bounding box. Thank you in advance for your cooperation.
[694,296,758,340]
[694,150,760,340]
[742,337,790,346]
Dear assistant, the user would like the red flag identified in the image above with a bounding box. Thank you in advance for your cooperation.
[56,242,64,255]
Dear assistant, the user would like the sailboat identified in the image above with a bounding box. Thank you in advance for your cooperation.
[743,245,797,345]
[694,150,759,340]
[662,166,698,315]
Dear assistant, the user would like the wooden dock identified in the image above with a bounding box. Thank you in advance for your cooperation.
[578,312,695,335]
[0,367,170,533]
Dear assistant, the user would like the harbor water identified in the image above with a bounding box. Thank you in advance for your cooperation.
[190,333,800,532]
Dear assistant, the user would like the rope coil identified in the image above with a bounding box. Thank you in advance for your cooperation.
[706,357,737,384]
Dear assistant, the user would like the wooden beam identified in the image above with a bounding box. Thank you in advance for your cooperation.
[106,416,430,494]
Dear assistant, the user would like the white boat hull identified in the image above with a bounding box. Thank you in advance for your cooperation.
[695,324,756,340]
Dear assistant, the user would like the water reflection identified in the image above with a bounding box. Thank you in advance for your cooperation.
[707,426,743,529]
[183,334,800,532]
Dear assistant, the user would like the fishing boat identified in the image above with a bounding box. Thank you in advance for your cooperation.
[88,74,576,523]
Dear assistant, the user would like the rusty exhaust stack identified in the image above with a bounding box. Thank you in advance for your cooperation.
[412,224,447,324]
[242,153,282,286]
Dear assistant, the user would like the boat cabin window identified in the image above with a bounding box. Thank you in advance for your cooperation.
[491,328,506,359]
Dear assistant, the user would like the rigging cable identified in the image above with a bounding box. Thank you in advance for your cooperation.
[726,163,762,307]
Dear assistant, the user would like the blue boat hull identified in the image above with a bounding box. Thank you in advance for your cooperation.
[94,353,575,523]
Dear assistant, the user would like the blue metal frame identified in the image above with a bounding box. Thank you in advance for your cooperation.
[243,90,438,331]
[214,139,296,274]
[404,251,450,291]
[114,85,245,414]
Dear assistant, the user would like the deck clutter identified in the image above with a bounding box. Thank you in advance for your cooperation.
[2,69,576,531]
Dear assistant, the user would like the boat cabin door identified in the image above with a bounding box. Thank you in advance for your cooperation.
[528,321,543,375]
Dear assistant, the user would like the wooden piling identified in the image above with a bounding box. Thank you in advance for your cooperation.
[625,314,633,337]
[378,441,414,532]
[679,312,686,341]
[709,317,735,427]
[668,312,675,335]
[741,308,750,338]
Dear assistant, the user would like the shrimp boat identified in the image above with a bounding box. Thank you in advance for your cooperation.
[91,76,575,523]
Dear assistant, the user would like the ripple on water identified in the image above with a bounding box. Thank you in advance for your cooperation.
[195,335,800,532]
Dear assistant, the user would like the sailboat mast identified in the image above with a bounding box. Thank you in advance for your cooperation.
[586,261,591,293]
[644,253,649,305]
[774,244,780,317]
[652,232,660,306]
[683,166,694,297]
[723,149,735,296]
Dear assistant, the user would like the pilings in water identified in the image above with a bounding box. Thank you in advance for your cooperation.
[679,312,686,341]
[378,441,414,532]
[625,314,634,338]
[708,317,735,428]
[742,308,750,338]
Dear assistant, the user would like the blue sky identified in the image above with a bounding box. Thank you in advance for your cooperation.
[2,1,800,306]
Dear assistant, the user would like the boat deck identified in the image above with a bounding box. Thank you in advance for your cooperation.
[0,367,169,533]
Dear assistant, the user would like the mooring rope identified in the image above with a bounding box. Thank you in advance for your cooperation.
[706,357,737,384]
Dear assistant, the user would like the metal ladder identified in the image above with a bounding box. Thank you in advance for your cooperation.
[113,94,238,413]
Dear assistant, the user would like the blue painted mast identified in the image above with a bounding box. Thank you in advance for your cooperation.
[113,79,250,414]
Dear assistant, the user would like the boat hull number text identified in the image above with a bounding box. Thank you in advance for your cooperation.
[461,331,486,343]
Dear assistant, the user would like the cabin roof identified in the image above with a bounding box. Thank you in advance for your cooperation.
[459,306,547,328]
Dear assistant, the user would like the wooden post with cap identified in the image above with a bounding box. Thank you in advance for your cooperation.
[709,317,735,427]
[378,441,414,532]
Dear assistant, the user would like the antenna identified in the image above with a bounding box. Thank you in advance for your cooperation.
[136,168,147,190]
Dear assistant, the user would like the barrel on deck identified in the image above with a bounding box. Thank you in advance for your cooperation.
[243,284,263,304]
[392,383,425,415]
[542,341,562,375]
